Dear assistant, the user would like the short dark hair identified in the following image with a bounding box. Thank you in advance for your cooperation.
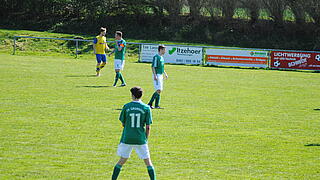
[116,31,123,37]
[158,44,166,52]
[100,27,106,32]
[130,86,143,99]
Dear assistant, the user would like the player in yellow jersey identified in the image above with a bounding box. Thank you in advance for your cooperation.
[93,27,109,76]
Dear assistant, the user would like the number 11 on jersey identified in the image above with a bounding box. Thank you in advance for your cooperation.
[129,113,141,128]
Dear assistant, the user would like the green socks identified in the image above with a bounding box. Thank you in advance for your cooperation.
[155,93,160,107]
[112,164,122,180]
[119,72,126,84]
[112,164,155,180]
[147,166,156,180]
[114,72,125,86]
[113,72,120,86]
[148,92,158,105]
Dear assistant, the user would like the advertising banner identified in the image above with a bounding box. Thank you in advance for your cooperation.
[206,48,269,68]
[140,44,203,65]
[270,51,320,70]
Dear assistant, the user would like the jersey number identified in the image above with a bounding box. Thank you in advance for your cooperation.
[129,113,141,128]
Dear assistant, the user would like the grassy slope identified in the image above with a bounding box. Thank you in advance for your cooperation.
[0,53,319,179]
[0,29,217,59]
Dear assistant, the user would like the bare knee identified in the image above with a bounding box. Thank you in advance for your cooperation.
[143,158,153,167]
[117,157,128,166]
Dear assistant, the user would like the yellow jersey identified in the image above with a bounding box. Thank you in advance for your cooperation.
[94,35,107,54]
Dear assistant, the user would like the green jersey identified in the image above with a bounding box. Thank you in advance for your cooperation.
[115,39,126,60]
[119,100,152,145]
[152,54,165,74]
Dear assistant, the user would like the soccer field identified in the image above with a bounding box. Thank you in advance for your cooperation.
[0,53,319,179]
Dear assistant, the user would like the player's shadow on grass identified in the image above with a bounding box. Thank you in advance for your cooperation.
[65,75,96,78]
[114,109,122,111]
[305,144,320,147]
[76,85,112,88]
[313,108,320,111]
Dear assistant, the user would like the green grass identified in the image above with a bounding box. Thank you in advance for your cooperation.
[1,52,320,179]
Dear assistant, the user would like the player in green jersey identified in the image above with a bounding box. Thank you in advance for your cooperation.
[109,31,127,87]
[148,45,168,109]
[112,87,156,180]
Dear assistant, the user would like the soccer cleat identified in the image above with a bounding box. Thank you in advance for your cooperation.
[96,70,100,77]
[154,106,163,109]
[148,104,154,109]
[120,84,126,87]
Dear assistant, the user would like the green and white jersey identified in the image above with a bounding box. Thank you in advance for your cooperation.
[119,100,152,145]
[115,39,126,60]
[152,54,165,74]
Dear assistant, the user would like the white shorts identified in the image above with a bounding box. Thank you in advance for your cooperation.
[153,74,163,91]
[114,59,125,70]
[117,143,150,159]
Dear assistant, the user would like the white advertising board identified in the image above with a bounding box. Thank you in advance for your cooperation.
[140,45,203,65]
[206,48,269,68]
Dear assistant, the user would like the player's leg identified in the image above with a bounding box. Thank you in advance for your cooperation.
[113,69,120,87]
[144,159,156,180]
[154,74,163,108]
[96,54,102,76]
[99,54,107,71]
[113,60,121,86]
[112,157,128,180]
[148,91,157,108]
[148,74,160,108]
[112,143,132,179]
[135,144,156,180]
[154,90,161,108]
[118,61,126,86]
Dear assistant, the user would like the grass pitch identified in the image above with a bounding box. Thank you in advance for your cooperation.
[0,53,319,179]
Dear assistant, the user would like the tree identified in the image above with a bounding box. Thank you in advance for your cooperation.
[262,0,287,25]
[205,0,219,20]
[186,0,206,19]
[163,0,185,26]
[239,0,261,24]
[218,0,237,21]
[304,0,320,25]
[205,0,237,21]
[286,0,306,25]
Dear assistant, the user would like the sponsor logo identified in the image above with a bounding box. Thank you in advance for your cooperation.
[274,52,311,59]
[288,58,307,67]
[250,51,267,56]
[169,48,177,55]
[274,60,280,67]
[173,47,201,56]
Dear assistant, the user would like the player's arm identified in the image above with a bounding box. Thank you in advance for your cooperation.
[164,70,168,79]
[119,105,126,127]
[152,67,157,80]
[152,57,158,80]
[108,49,115,56]
[105,43,110,52]
[146,107,152,139]
[93,38,97,54]
[117,41,125,51]
[93,44,96,54]
[146,125,150,138]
